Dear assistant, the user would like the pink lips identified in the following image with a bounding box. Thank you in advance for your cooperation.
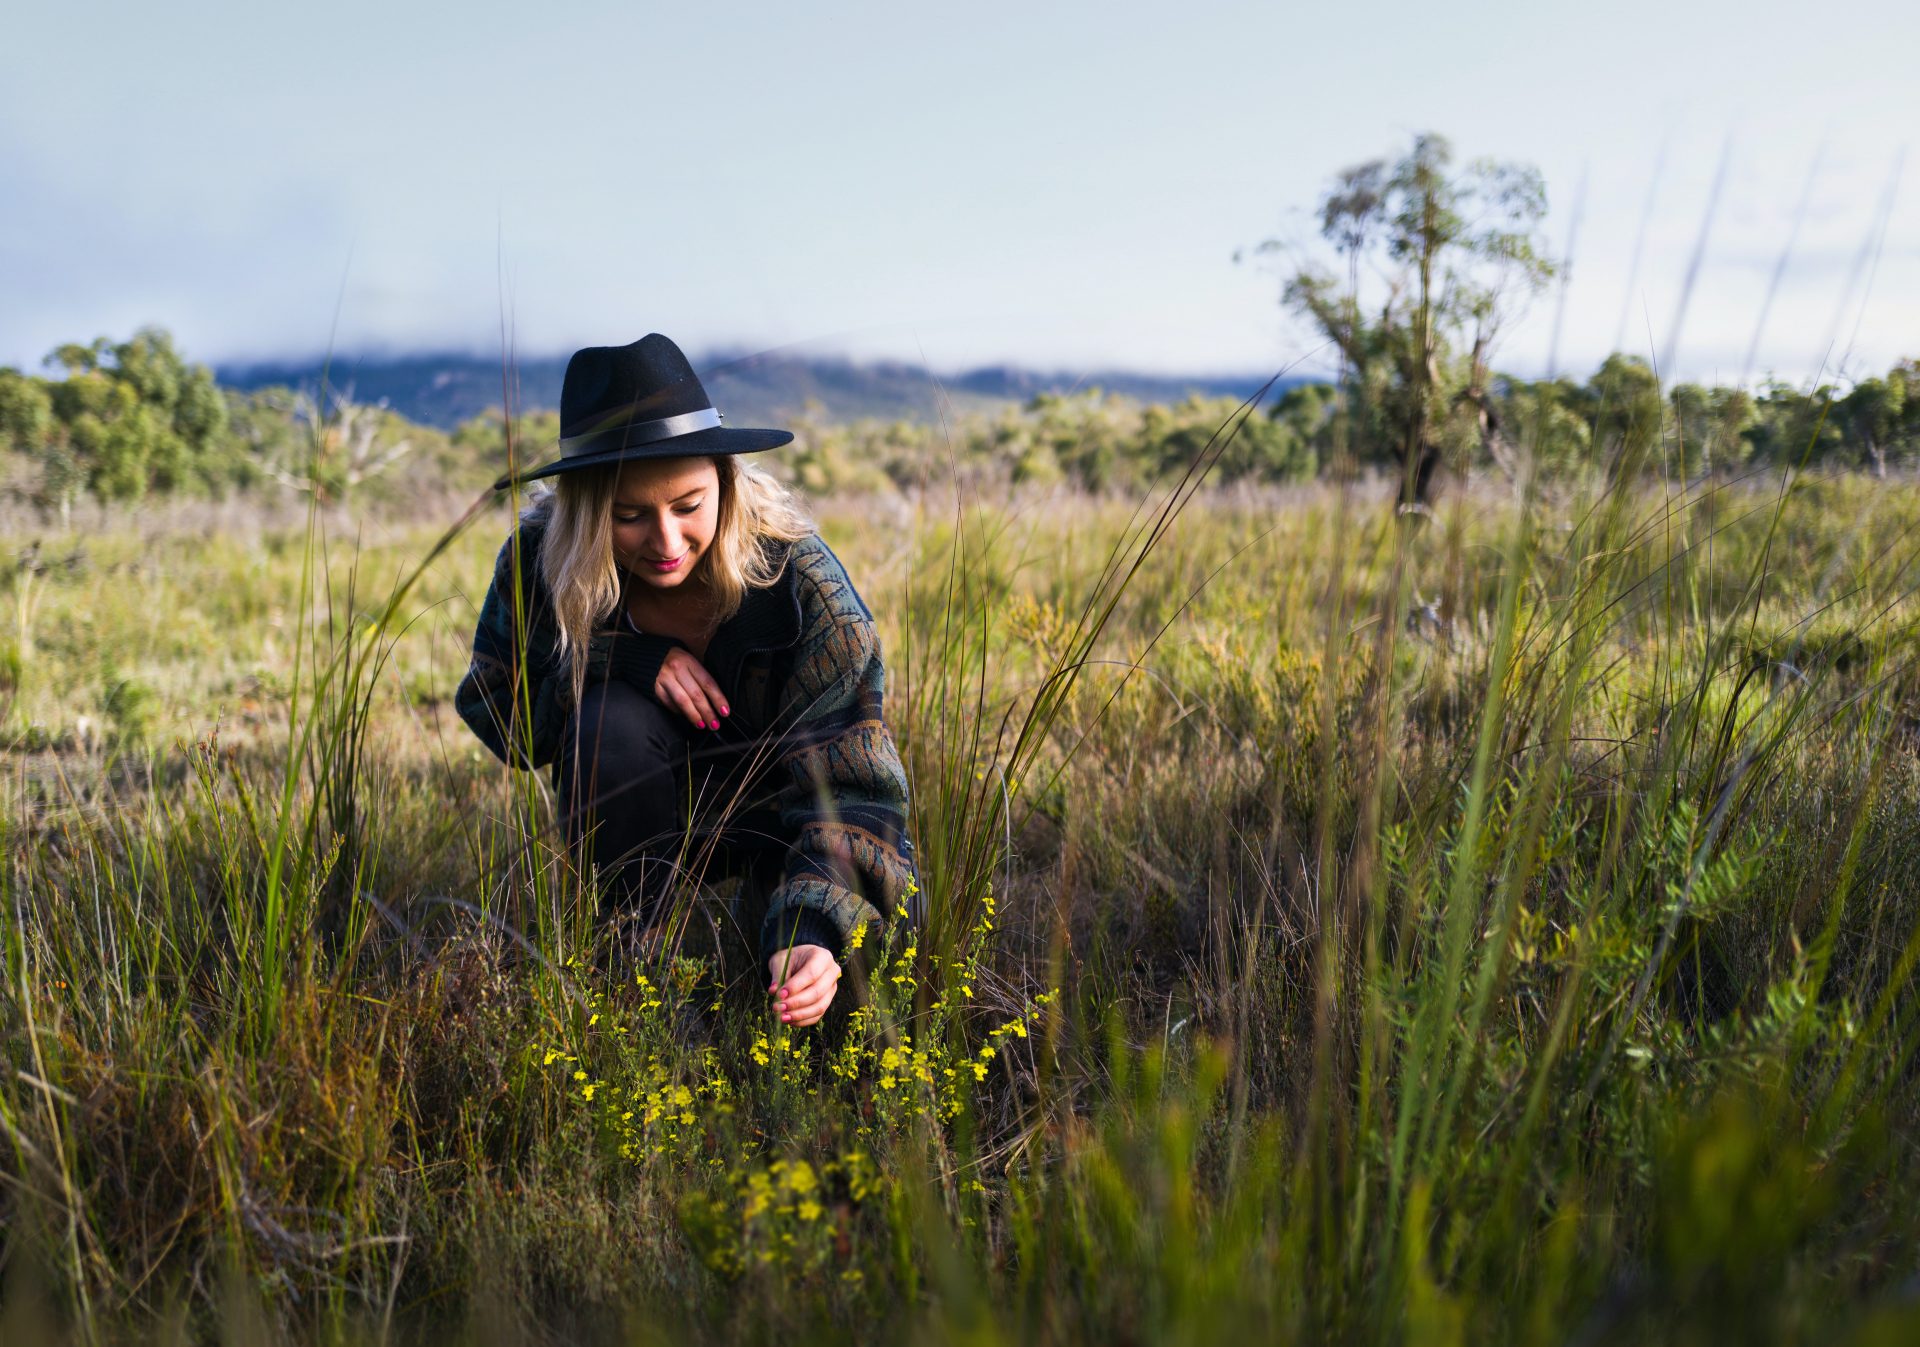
[647,554,685,574]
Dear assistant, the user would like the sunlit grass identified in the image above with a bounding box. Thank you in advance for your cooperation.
[3,465,1920,1344]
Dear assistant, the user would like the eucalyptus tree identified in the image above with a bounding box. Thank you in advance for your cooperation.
[1255,132,1557,505]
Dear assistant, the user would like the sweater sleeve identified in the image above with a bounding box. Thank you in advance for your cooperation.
[454,530,567,769]
[758,562,918,966]
[453,528,685,768]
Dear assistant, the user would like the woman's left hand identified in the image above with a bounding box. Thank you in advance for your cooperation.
[768,944,841,1027]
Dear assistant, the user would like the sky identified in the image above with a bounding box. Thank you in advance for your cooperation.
[2,0,1914,388]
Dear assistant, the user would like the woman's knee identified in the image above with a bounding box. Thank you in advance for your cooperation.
[570,679,686,767]
[558,680,688,838]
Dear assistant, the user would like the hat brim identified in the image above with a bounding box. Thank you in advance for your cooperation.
[492,426,794,491]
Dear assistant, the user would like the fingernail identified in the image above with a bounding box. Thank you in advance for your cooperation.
[781,1013,791,1021]
[721,705,730,715]
[709,719,719,730]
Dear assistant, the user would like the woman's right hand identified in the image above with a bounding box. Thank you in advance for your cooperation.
[654,647,730,731]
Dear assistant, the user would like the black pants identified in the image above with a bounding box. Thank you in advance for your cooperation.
[553,678,784,927]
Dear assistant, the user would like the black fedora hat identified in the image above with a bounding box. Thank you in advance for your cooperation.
[493,333,792,490]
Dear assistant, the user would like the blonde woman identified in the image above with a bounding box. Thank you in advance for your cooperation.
[455,334,917,1029]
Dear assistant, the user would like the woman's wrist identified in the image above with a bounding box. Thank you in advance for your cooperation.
[762,908,842,964]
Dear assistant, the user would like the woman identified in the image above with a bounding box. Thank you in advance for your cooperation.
[454,334,917,1029]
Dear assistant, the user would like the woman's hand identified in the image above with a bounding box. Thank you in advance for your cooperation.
[768,944,841,1027]
[654,646,729,730]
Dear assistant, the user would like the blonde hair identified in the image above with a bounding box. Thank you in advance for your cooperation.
[524,454,814,705]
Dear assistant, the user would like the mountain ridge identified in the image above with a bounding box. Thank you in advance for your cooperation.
[216,350,1308,430]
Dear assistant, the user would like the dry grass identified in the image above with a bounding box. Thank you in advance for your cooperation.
[3,467,1920,1344]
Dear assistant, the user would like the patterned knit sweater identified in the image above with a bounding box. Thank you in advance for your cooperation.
[453,516,918,963]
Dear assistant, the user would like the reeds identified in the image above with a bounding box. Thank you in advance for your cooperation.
[2,403,1919,1342]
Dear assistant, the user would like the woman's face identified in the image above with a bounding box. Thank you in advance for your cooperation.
[609,455,721,592]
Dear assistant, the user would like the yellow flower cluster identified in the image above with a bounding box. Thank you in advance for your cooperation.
[750,1027,813,1083]
[680,1149,883,1282]
[544,1041,736,1165]
[608,1048,735,1163]
[861,1027,965,1126]
[805,883,1055,1134]
[541,958,734,1166]
[541,880,1057,1200]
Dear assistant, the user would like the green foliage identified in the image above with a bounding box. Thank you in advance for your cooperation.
[0,327,478,513]
[0,367,54,452]
[3,326,243,509]
[1667,380,1754,476]
[1584,353,1667,474]
[1833,362,1919,474]
[1742,379,1846,467]
[1495,376,1594,475]
[1477,353,1920,482]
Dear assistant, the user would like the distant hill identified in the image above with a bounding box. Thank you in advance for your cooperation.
[216,349,1307,429]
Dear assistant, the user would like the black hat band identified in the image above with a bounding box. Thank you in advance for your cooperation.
[558,406,725,457]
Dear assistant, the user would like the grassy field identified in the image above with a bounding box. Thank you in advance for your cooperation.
[4,458,1920,1344]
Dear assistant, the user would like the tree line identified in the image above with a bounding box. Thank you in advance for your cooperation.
[0,329,477,519]
[760,356,1918,497]
[1,315,1912,519]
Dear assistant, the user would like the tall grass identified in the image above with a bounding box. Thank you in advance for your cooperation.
[2,434,1919,1342]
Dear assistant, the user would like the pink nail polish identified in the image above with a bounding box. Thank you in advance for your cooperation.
[722,706,730,715]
